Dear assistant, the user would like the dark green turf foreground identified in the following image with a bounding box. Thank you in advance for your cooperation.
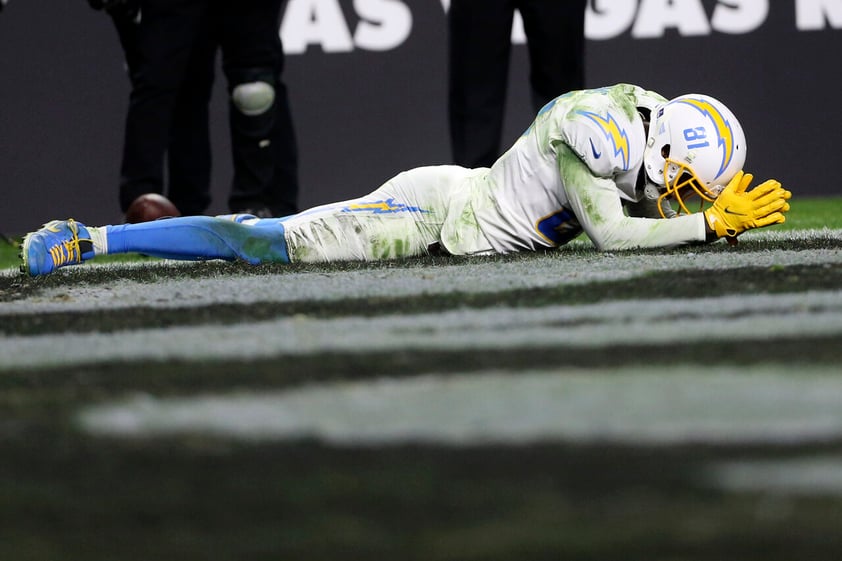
[2,276,842,560]
[2,202,842,560]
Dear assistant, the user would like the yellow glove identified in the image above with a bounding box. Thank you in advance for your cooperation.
[703,170,792,239]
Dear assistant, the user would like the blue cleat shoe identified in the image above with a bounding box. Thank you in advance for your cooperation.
[19,219,95,276]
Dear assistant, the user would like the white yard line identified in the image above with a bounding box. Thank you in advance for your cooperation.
[77,366,842,446]
[2,290,842,371]
[3,239,842,314]
[708,456,842,496]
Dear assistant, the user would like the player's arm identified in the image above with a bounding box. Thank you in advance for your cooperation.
[558,145,707,251]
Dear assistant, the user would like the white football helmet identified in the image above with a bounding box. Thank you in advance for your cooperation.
[643,94,746,217]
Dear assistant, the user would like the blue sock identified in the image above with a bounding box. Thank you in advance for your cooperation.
[104,216,290,264]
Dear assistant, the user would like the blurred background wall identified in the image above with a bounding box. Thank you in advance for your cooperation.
[1,0,839,234]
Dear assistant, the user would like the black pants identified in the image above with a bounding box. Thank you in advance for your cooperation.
[113,8,215,216]
[448,0,587,168]
[119,0,299,216]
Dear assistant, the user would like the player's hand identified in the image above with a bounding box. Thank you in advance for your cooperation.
[703,170,791,239]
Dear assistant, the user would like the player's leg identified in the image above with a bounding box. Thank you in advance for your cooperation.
[20,215,290,277]
[103,215,290,264]
[101,176,448,266]
[20,167,465,275]
[282,166,464,262]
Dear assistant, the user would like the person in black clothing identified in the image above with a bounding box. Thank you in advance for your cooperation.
[91,0,299,220]
[93,0,217,217]
[447,0,587,168]
[217,0,299,217]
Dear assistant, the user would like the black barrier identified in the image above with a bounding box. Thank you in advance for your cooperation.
[0,0,839,234]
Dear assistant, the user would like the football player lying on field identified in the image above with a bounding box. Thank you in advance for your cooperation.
[21,84,791,277]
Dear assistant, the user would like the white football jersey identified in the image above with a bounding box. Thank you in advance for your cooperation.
[442,83,707,254]
[281,84,710,263]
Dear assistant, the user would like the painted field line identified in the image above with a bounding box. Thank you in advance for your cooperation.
[2,290,842,371]
[4,243,842,315]
[77,366,842,446]
[709,456,842,496]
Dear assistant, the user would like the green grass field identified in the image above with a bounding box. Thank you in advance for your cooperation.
[2,198,842,561]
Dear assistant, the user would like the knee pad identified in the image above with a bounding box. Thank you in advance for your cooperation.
[231,80,275,116]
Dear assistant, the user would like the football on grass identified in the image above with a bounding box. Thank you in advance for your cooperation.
[125,193,181,223]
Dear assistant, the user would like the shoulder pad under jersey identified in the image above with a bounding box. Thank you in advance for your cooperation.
[562,88,646,177]
[564,101,645,179]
